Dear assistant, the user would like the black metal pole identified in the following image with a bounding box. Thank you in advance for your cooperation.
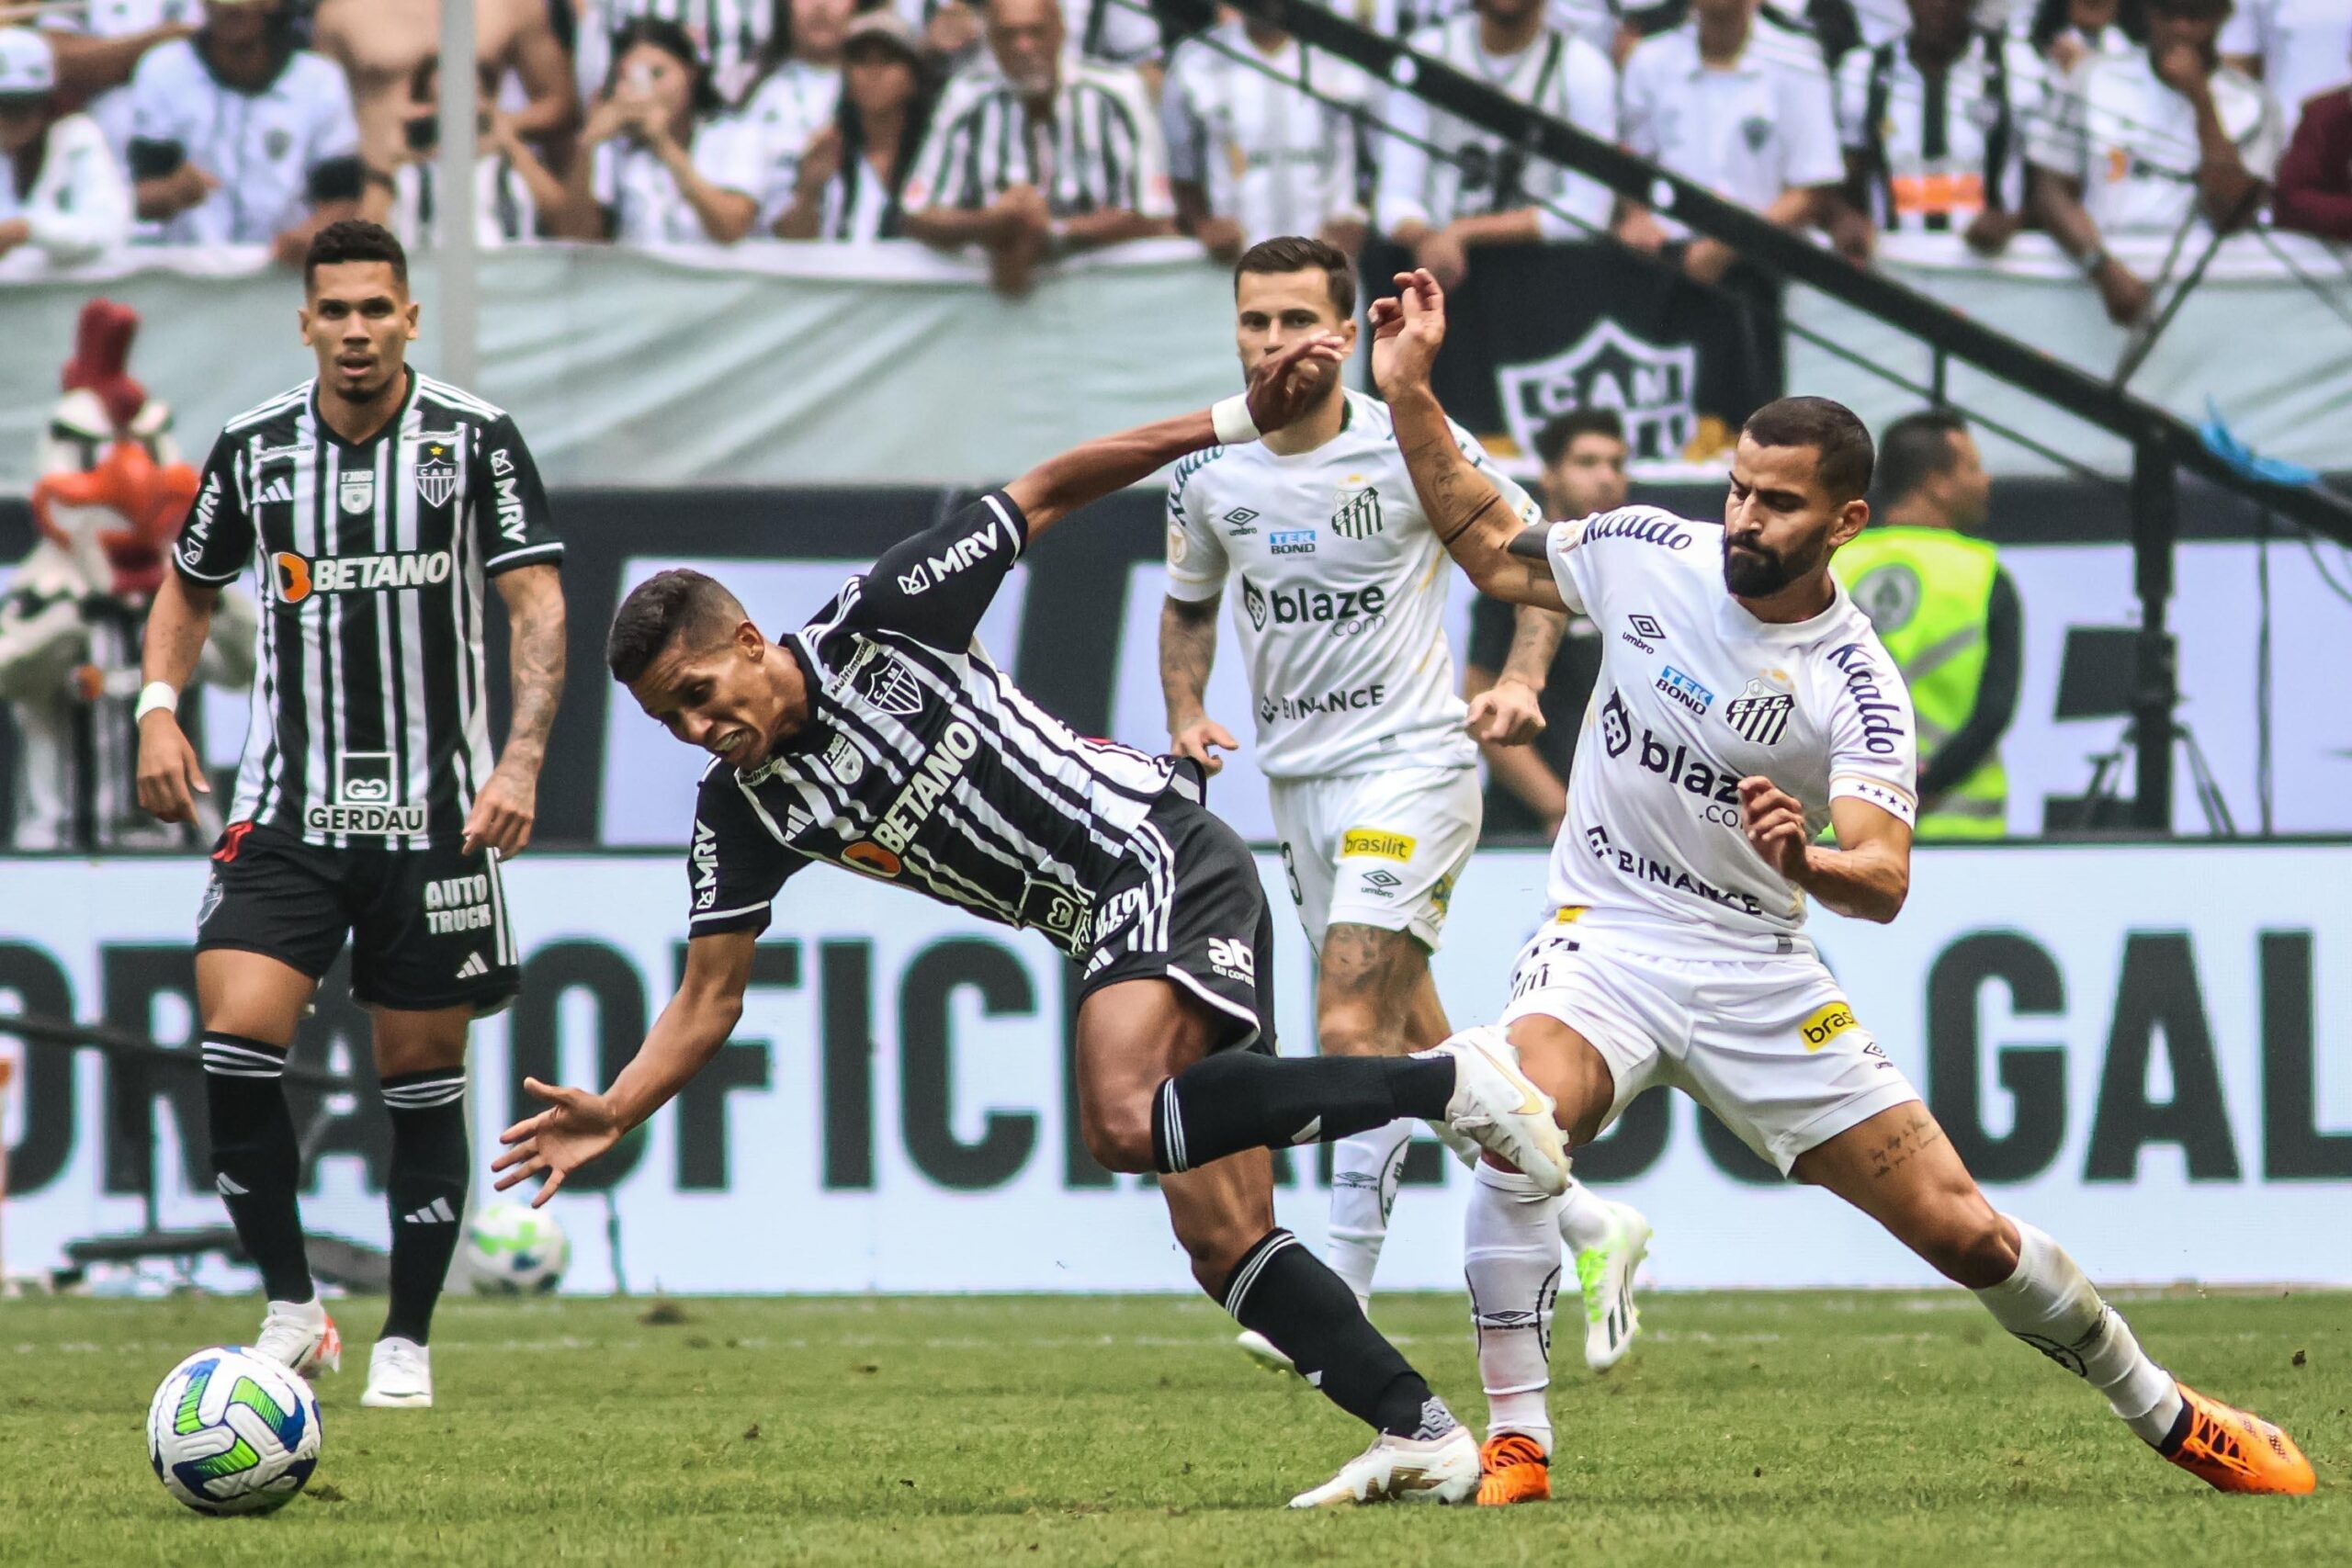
[2129,437,2178,832]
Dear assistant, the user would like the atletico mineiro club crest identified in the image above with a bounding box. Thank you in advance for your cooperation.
[415,443,459,508]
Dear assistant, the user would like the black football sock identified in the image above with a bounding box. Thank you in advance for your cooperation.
[1148,1051,1453,1174]
[380,1066,469,1345]
[1222,1229,1459,1440]
[201,1033,314,1304]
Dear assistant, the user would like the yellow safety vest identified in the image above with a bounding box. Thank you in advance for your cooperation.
[1832,526,2007,839]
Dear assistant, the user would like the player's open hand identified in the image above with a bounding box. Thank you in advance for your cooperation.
[1170,714,1239,774]
[1244,332,1345,435]
[1368,268,1447,398]
[493,1077,623,1207]
[1466,677,1545,746]
[1738,775,1810,881]
[463,759,537,858]
[135,710,209,824]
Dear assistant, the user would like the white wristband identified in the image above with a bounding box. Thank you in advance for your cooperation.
[134,682,179,721]
[1210,393,1261,446]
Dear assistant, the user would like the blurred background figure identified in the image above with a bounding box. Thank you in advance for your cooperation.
[1161,8,1372,260]
[575,0,782,110]
[0,27,133,271]
[125,0,366,262]
[739,0,854,234]
[0,299,253,851]
[771,9,937,241]
[1834,410,2019,839]
[311,0,576,181]
[34,0,199,164]
[2273,46,2352,239]
[381,54,564,248]
[1461,408,1629,841]
[2219,0,2352,133]
[554,16,763,243]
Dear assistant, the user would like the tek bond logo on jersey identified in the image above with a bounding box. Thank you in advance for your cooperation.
[1657,665,1713,716]
[271,550,454,604]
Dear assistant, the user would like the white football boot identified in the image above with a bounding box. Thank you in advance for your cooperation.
[1288,1426,1479,1508]
[1424,1028,1568,1195]
[361,1337,434,1408]
[254,1297,341,1378]
[1235,1329,1297,1374]
[1573,1200,1652,1372]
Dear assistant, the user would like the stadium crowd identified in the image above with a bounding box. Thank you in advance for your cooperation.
[0,0,2342,312]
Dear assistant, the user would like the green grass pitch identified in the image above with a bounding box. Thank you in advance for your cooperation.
[2,1289,2341,1564]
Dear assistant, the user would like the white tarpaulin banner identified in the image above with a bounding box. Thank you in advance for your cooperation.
[2,846,2346,1292]
[4,232,2348,491]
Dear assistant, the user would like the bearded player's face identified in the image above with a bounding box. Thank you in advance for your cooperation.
[1232,269,1355,393]
[300,261,419,405]
[1721,435,1863,601]
[630,623,793,771]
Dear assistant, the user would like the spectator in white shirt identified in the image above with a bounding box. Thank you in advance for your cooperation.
[576,0,780,109]
[1830,0,2046,257]
[125,0,365,261]
[2221,0,2352,122]
[553,16,765,243]
[1375,0,1619,285]
[1618,0,1848,283]
[1161,14,1372,260]
[38,0,199,161]
[773,8,937,239]
[382,56,566,249]
[0,28,134,271]
[2024,0,2143,74]
[2028,0,2280,324]
[737,0,853,231]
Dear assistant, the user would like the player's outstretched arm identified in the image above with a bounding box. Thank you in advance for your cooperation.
[1007,333,1345,540]
[492,929,759,1205]
[1370,269,1564,611]
[134,569,220,825]
[1741,780,1912,924]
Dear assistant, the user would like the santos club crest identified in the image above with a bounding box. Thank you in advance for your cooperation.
[1724,677,1795,745]
[1330,487,1383,540]
[1497,319,1696,465]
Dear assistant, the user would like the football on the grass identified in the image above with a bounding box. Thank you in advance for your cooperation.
[147,1347,322,1515]
[465,1201,571,1293]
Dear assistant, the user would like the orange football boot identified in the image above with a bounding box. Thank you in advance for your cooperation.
[1476,1432,1551,1506]
[2162,1384,2316,1495]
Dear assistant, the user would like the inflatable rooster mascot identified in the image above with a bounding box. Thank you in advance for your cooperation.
[0,299,255,849]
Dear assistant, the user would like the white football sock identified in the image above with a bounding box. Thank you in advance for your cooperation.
[1973,1217,2183,1447]
[1555,1179,1616,1255]
[1327,1117,1415,1307]
[1466,1161,1561,1450]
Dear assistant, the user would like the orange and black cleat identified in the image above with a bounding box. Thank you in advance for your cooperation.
[2161,1384,2316,1495]
[1476,1432,1551,1506]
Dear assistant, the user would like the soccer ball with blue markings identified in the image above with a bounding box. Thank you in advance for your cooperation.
[464,1201,570,1294]
[146,1348,322,1515]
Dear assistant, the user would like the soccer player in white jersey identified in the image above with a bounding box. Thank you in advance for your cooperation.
[1159,237,1653,1383]
[1368,266,2316,1505]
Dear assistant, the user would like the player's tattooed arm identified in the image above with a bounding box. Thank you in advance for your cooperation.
[1465,601,1564,746]
[1009,334,1344,539]
[467,563,567,858]
[1159,594,1238,773]
[1740,779,1912,923]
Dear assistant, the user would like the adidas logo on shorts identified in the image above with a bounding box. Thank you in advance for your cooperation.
[455,952,490,981]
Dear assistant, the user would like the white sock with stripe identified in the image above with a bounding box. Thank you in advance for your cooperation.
[1973,1217,2183,1446]
[1466,1161,1560,1450]
[1327,1117,1415,1309]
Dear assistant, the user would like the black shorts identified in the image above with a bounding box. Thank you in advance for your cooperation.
[195,820,521,1015]
[1076,784,1277,1055]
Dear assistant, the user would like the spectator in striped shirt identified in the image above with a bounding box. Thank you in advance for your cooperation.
[900,0,1174,294]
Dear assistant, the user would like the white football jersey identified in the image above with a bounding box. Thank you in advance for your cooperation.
[1543,505,1919,952]
[1165,389,1541,780]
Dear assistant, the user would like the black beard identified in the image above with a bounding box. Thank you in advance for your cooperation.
[1722,535,1798,597]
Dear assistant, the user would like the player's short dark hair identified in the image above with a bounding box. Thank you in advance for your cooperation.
[1741,396,1875,504]
[607,569,748,684]
[1534,407,1626,468]
[304,220,407,294]
[1233,236,1356,320]
[1875,410,1971,507]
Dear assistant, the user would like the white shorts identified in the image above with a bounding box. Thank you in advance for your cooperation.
[1266,763,1481,953]
[1498,918,1923,1175]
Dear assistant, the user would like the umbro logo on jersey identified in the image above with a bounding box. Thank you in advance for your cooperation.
[1361,869,1403,897]
[455,952,490,981]
[1330,488,1383,539]
[1724,678,1795,745]
[1629,615,1665,639]
[1223,508,1260,536]
[401,1196,458,1224]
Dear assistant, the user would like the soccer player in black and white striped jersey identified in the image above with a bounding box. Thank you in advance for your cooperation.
[135,220,568,1414]
[492,339,1572,1508]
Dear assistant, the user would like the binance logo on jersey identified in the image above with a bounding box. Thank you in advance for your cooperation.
[272,550,453,604]
[1798,1001,1860,1052]
[1340,829,1416,862]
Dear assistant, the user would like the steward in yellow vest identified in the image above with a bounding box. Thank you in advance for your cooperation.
[1833,413,2021,839]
